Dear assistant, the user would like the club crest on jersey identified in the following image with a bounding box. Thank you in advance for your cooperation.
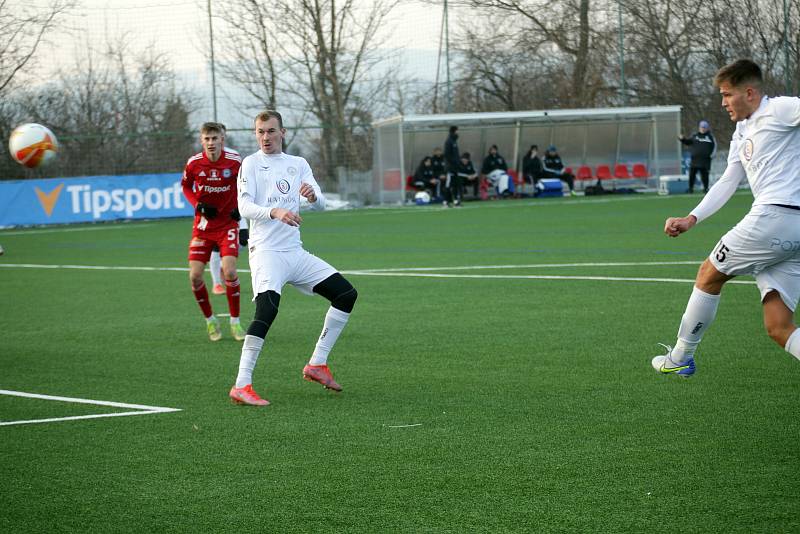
[287,166,298,176]
[277,179,290,194]
[743,139,754,161]
[223,168,232,178]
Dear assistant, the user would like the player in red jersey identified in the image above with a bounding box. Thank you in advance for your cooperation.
[182,122,246,341]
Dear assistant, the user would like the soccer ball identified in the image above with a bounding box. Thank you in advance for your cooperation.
[8,123,59,168]
[414,191,431,205]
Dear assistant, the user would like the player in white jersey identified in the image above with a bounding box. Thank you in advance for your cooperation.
[653,59,800,377]
[228,110,358,406]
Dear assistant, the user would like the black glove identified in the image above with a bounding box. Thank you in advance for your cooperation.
[196,202,218,219]
[239,228,249,247]
[230,208,241,222]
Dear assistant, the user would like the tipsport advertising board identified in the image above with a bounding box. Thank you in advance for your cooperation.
[0,173,194,227]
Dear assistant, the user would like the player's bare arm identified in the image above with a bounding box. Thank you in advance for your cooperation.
[664,215,697,237]
[270,208,302,227]
[300,182,316,203]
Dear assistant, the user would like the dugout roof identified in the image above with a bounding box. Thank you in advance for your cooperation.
[371,106,682,204]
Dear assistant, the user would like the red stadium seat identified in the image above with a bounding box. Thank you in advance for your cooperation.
[632,163,649,178]
[614,164,631,179]
[576,165,593,181]
[564,166,573,175]
[595,164,612,181]
[383,169,402,190]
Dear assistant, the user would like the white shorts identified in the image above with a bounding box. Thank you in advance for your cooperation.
[709,204,800,311]
[249,247,337,299]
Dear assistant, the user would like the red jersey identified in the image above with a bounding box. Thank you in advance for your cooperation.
[182,147,241,232]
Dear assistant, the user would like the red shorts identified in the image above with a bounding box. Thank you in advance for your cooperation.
[188,225,239,263]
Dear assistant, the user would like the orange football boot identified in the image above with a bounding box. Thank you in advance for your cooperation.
[302,364,342,392]
[229,384,270,406]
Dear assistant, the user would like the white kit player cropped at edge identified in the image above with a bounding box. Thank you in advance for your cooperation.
[229,110,358,406]
[654,59,800,377]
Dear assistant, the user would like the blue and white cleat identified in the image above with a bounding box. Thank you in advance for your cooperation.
[651,343,695,377]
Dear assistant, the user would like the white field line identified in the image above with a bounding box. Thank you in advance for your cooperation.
[341,191,682,216]
[0,260,757,285]
[0,389,181,427]
[353,260,702,273]
[386,423,423,428]
[0,223,155,236]
[0,263,191,272]
[342,270,758,285]
[0,260,700,274]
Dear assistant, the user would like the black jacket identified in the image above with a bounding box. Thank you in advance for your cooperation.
[457,160,477,178]
[431,155,446,177]
[680,131,716,169]
[444,134,460,172]
[481,153,507,175]
[414,164,436,184]
[522,154,544,179]
[543,154,565,174]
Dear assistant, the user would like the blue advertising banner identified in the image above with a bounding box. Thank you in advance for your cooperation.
[0,173,193,227]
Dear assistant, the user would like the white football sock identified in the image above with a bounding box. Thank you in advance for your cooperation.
[235,335,264,388]
[309,307,351,366]
[230,316,240,325]
[785,328,800,361]
[209,251,222,285]
[672,286,721,362]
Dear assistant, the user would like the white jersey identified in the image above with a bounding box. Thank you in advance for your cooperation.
[237,151,325,252]
[691,95,800,222]
[730,96,800,206]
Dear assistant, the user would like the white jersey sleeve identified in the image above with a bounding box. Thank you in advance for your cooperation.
[689,161,746,223]
[771,96,800,126]
[238,156,273,221]
[299,158,326,211]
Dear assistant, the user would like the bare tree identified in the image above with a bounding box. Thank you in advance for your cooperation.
[215,0,282,110]
[277,0,399,178]
[465,0,608,107]
[217,0,398,182]
[0,0,75,97]
[9,34,195,178]
[448,12,574,112]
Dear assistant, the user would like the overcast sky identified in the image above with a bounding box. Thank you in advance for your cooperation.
[47,0,445,73]
[35,0,447,133]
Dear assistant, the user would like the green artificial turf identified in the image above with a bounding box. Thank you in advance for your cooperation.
[1,192,798,533]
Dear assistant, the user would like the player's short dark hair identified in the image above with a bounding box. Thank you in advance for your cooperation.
[449,125,458,134]
[530,144,538,151]
[200,122,225,136]
[461,152,470,159]
[714,59,763,89]
[255,110,284,128]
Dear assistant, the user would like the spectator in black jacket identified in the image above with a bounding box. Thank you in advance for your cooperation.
[542,145,576,196]
[680,120,717,193]
[481,145,514,196]
[457,152,479,198]
[413,156,439,195]
[443,126,461,206]
[431,147,446,179]
[522,145,544,188]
